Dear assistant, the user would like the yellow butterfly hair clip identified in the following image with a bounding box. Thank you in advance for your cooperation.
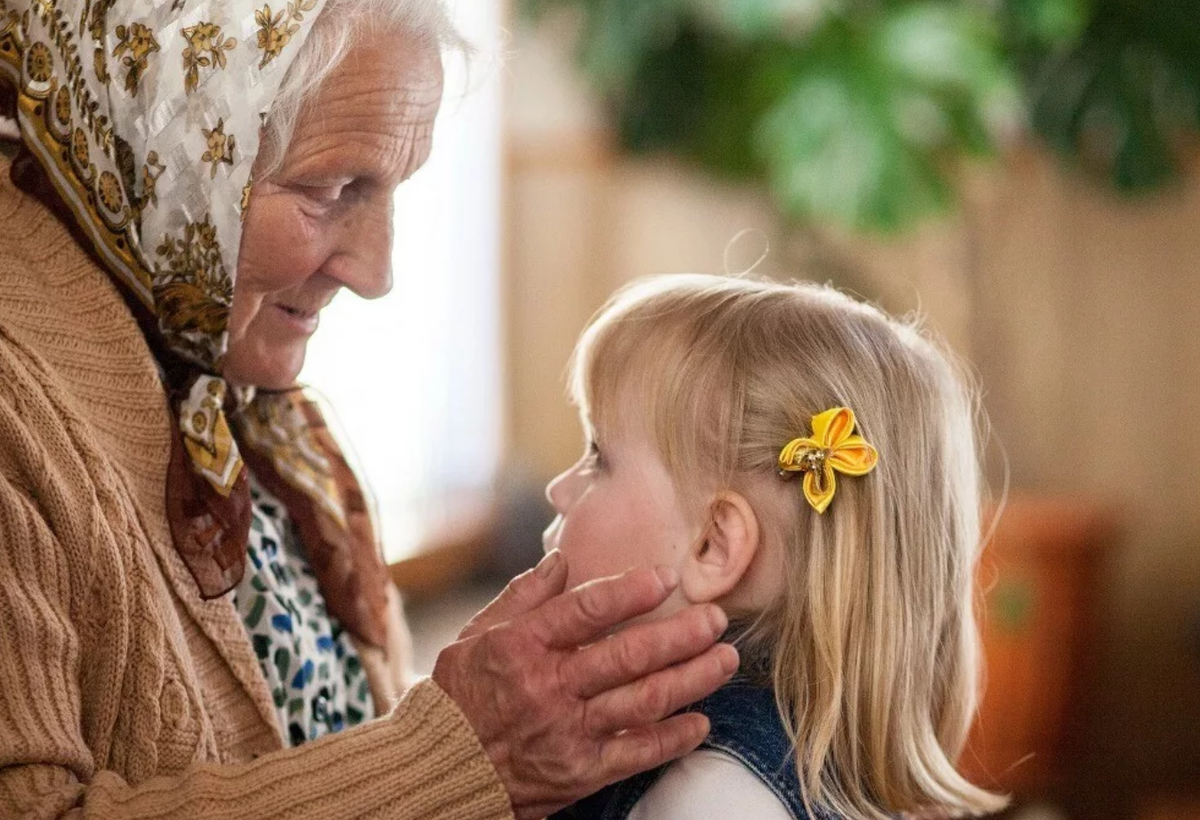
[777,407,879,514]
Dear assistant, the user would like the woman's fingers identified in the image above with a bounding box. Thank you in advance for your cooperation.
[457,549,568,639]
[518,713,713,820]
[563,603,728,699]
[599,713,712,787]
[522,565,680,649]
[431,567,738,819]
[581,642,739,736]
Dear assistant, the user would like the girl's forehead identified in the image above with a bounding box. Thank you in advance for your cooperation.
[583,382,648,438]
[580,405,630,444]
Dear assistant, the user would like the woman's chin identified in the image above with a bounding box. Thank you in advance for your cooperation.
[222,345,306,391]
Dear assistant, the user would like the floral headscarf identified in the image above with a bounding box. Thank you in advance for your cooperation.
[0,0,390,647]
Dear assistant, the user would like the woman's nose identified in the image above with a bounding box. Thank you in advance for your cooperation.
[327,201,394,299]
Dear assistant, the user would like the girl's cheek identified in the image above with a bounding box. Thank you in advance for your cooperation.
[556,522,590,587]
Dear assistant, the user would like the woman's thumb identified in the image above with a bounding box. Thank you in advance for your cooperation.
[457,550,568,639]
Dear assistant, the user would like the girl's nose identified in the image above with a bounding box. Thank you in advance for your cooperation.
[545,468,574,513]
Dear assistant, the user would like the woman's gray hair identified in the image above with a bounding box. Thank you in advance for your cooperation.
[257,0,466,178]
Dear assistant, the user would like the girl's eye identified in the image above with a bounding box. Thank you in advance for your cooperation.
[585,440,605,470]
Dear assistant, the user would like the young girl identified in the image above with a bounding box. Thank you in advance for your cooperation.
[544,274,1006,820]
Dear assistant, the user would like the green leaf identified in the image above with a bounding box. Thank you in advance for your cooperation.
[698,0,823,40]
[1004,0,1089,49]
[578,0,692,92]
[519,0,1200,228]
[876,2,1002,95]
[757,61,953,232]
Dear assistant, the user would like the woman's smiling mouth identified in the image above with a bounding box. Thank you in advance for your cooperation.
[273,301,322,333]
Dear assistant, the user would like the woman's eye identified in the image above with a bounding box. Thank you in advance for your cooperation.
[298,180,372,212]
[292,179,360,209]
[301,185,343,204]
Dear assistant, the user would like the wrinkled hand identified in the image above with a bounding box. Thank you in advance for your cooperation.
[432,550,739,820]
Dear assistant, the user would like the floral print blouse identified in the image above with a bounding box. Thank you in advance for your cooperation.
[232,473,375,746]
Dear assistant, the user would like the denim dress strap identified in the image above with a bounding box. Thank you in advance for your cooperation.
[551,678,835,820]
[695,681,808,818]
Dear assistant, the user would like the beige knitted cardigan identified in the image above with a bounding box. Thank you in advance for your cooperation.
[0,161,513,820]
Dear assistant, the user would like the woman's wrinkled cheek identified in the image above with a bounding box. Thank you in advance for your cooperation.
[237,185,325,295]
[226,287,266,342]
[229,214,277,341]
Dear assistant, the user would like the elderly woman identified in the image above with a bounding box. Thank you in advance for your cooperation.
[0,1,739,818]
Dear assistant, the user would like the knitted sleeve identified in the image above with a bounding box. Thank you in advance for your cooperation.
[0,358,512,820]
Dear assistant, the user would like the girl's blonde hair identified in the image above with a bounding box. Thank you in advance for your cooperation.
[569,274,1006,820]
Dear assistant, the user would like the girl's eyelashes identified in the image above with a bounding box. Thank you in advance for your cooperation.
[585,439,605,470]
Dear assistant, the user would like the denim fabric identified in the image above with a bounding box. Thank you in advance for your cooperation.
[552,678,838,820]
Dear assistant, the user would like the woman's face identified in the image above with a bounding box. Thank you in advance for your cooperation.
[224,29,444,389]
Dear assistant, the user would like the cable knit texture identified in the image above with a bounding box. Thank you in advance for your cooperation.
[0,164,513,820]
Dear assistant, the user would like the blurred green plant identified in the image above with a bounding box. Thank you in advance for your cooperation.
[519,0,1200,233]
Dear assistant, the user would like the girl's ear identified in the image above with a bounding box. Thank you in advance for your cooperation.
[680,490,760,605]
